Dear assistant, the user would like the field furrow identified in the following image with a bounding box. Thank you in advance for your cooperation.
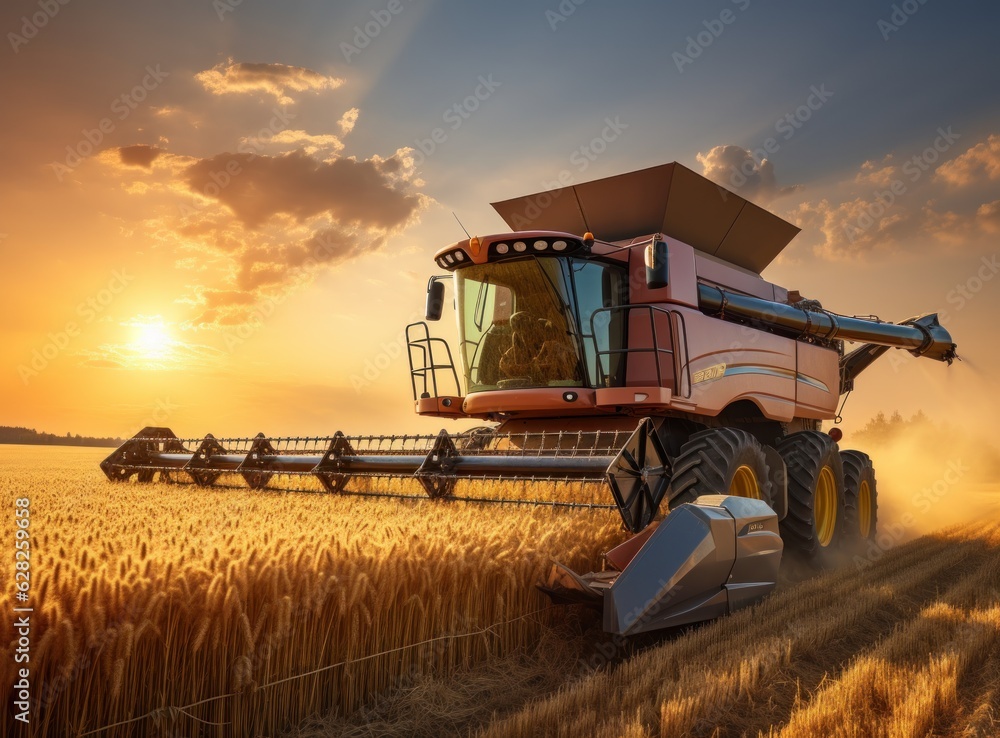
[474,523,1000,738]
[774,536,1000,737]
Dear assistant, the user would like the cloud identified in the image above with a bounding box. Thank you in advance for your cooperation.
[198,289,258,310]
[935,134,1000,186]
[978,200,1000,233]
[118,144,163,169]
[918,203,975,247]
[87,63,425,330]
[782,133,1000,260]
[696,145,800,202]
[172,211,411,327]
[78,332,224,371]
[183,149,421,229]
[195,60,343,104]
[854,155,900,188]
[263,130,345,159]
[338,108,359,134]
[116,143,427,327]
[82,358,126,369]
[786,197,909,260]
[80,341,224,370]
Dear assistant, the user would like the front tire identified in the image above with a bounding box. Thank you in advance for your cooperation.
[669,428,774,509]
[777,431,847,565]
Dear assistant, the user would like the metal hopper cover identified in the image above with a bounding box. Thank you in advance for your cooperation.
[491,162,800,274]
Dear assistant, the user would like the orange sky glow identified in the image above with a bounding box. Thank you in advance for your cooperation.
[2,4,998,442]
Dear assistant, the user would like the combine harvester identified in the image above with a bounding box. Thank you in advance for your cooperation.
[103,163,957,635]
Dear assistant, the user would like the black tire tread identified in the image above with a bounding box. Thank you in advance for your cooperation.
[669,427,773,509]
[841,450,878,541]
[777,431,846,560]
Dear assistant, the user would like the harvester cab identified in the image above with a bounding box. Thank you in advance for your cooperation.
[102,163,957,634]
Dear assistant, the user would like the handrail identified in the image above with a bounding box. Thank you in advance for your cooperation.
[589,304,689,396]
[406,322,462,400]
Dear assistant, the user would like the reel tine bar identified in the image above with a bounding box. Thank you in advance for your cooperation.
[101,419,674,529]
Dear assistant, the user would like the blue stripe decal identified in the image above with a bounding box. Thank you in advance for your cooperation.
[722,365,829,392]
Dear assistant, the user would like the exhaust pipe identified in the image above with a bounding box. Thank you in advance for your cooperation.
[541,495,782,635]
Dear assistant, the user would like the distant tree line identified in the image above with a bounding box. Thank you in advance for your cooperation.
[0,426,122,448]
[851,410,1000,480]
[853,410,930,444]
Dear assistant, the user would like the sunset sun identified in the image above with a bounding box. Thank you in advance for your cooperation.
[127,317,174,363]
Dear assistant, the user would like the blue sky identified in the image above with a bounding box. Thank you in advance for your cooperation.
[330,0,1000,207]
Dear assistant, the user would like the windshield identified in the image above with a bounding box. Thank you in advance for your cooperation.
[455,257,626,392]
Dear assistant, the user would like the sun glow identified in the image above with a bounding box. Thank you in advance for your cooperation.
[127,317,175,363]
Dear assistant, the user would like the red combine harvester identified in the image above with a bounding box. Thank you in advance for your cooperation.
[103,163,957,634]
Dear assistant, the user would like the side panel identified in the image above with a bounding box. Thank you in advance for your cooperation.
[693,251,778,301]
[795,342,840,419]
[675,306,798,422]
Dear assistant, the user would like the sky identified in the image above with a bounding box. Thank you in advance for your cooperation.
[1,0,998,439]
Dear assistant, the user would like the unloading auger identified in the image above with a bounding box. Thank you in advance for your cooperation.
[103,163,957,633]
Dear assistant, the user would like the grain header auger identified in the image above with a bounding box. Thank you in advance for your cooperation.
[102,162,957,635]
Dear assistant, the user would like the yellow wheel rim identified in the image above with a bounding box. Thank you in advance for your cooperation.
[816,465,838,547]
[730,464,762,500]
[858,480,872,538]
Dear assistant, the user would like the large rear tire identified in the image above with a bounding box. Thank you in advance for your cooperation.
[669,427,774,509]
[777,431,847,565]
[841,450,878,542]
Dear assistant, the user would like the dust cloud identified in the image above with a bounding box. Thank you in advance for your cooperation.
[841,411,1000,542]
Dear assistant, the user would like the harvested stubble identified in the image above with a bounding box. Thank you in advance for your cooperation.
[0,446,627,737]
[476,519,1000,738]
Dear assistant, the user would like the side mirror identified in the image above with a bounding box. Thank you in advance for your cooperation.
[425,279,446,321]
[645,236,668,290]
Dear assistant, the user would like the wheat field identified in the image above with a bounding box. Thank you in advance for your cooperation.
[0,445,626,737]
[2,444,999,738]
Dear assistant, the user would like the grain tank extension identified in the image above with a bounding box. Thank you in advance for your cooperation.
[102,163,957,634]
